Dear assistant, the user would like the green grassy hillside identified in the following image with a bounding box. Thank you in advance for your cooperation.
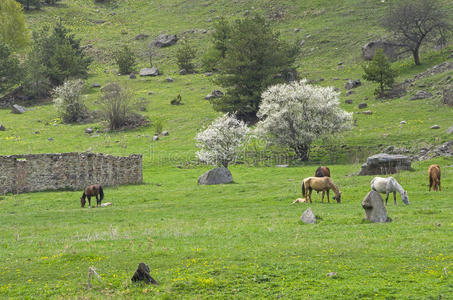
[1,0,453,298]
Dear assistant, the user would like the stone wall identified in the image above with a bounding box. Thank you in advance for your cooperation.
[0,152,142,194]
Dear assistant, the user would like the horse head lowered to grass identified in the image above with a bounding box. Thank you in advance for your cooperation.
[81,184,104,208]
[301,177,341,204]
[370,177,409,205]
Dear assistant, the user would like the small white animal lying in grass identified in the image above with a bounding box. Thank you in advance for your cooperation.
[100,202,112,207]
[292,198,308,204]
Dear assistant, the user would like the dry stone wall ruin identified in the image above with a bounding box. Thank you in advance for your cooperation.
[0,152,142,194]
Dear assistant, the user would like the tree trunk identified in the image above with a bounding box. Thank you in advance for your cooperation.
[413,47,421,65]
[294,144,310,161]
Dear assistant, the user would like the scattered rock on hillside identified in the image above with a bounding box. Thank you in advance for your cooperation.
[447,126,453,134]
[362,110,372,115]
[152,34,178,48]
[198,167,233,185]
[11,104,26,114]
[131,263,158,285]
[345,99,353,104]
[431,125,440,129]
[134,33,149,40]
[48,137,54,141]
[129,73,136,79]
[410,90,432,100]
[443,85,453,106]
[362,191,390,223]
[300,208,316,224]
[92,83,101,88]
[179,69,188,75]
[358,103,367,109]
[166,77,174,82]
[400,121,407,125]
[140,67,159,77]
[161,131,169,136]
[362,40,401,61]
[345,90,354,96]
[326,272,337,278]
[204,90,223,100]
[359,153,411,175]
[0,124,5,131]
[85,127,94,134]
[205,72,213,76]
[152,135,159,141]
[345,79,361,90]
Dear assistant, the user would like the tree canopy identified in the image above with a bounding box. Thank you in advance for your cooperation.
[362,49,398,98]
[211,15,298,121]
[0,0,29,50]
[383,0,452,65]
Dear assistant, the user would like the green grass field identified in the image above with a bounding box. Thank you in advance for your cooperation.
[1,0,453,298]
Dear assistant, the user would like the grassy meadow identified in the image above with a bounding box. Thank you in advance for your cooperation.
[1,0,453,298]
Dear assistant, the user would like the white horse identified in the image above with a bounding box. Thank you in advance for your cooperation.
[370,177,409,205]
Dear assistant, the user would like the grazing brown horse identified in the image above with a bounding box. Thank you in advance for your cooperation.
[301,177,341,203]
[81,184,104,208]
[314,166,330,177]
[428,164,441,192]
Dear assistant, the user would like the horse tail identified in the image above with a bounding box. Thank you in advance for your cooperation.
[302,181,306,197]
[99,186,104,201]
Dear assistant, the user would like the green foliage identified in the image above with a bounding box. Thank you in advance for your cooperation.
[176,42,196,73]
[53,79,88,123]
[0,40,21,94]
[362,49,398,98]
[16,0,41,10]
[212,15,298,121]
[114,45,136,75]
[200,48,222,72]
[23,55,51,98]
[24,21,91,97]
[0,0,29,50]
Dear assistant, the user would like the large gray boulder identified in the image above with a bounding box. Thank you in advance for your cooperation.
[359,153,411,175]
[140,67,160,77]
[300,207,316,224]
[198,167,233,185]
[152,34,177,48]
[362,191,390,223]
[11,104,26,114]
[362,40,401,61]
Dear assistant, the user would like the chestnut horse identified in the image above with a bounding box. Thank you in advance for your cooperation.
[428,164,441,191]
[314,166,330,177]
[301,177,341,203]
[81,184,104,208]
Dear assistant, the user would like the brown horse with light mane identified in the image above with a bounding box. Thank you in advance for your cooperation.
[428,164,441,191]
[81,184,104,208]
[301,177,341,203]
[315,166,330,177]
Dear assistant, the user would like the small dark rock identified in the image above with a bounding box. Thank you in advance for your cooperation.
[358,103,368,109]
[131,263,158,285]
[179,69,188,75]
[92,83,101,88]
[166,78,174,82]
[362,110,373,115]
[345,99,353,104]
[346,90,354,96]
[135,34,149,40]
[161,131,169,136]
[152,135,159,141]
[0,124,5,131]
[48,138,54,141]
[205,72,213,77]
[148,92,153,95]
[410,90,432,100]
[152,34,178,48]
[85,128,94,134]
[129,73,136,79]
[431,125,440,129]
[345,79,361,90]
[446,126,453,134]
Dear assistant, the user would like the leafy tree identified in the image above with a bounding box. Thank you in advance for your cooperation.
[16,0,41,10]
[195,113,250,168]
[0,0,29,50]
[362,49,398,98]
[383,0,452,65]
[176,41,196,73]
[114,45,136,74]
[0,40,21,94]
[23,55,51,98]
[212,15,298,121]
[53,79,88,123]
[255,80,353,161]
[212,17,230,59]
[24,21,91,96]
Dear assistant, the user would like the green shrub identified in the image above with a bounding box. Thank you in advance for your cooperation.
[0,40,21,94]
[114,45,136,75]
[176,42,196,73]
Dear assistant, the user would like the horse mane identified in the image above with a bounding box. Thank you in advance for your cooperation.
[326,177,340,196]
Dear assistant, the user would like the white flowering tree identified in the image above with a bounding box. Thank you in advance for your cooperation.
[195,113,250,168]
[53,79,87,123]
[256,79,353,161]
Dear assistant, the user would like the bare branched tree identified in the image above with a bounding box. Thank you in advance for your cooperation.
[383,0,452,65]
